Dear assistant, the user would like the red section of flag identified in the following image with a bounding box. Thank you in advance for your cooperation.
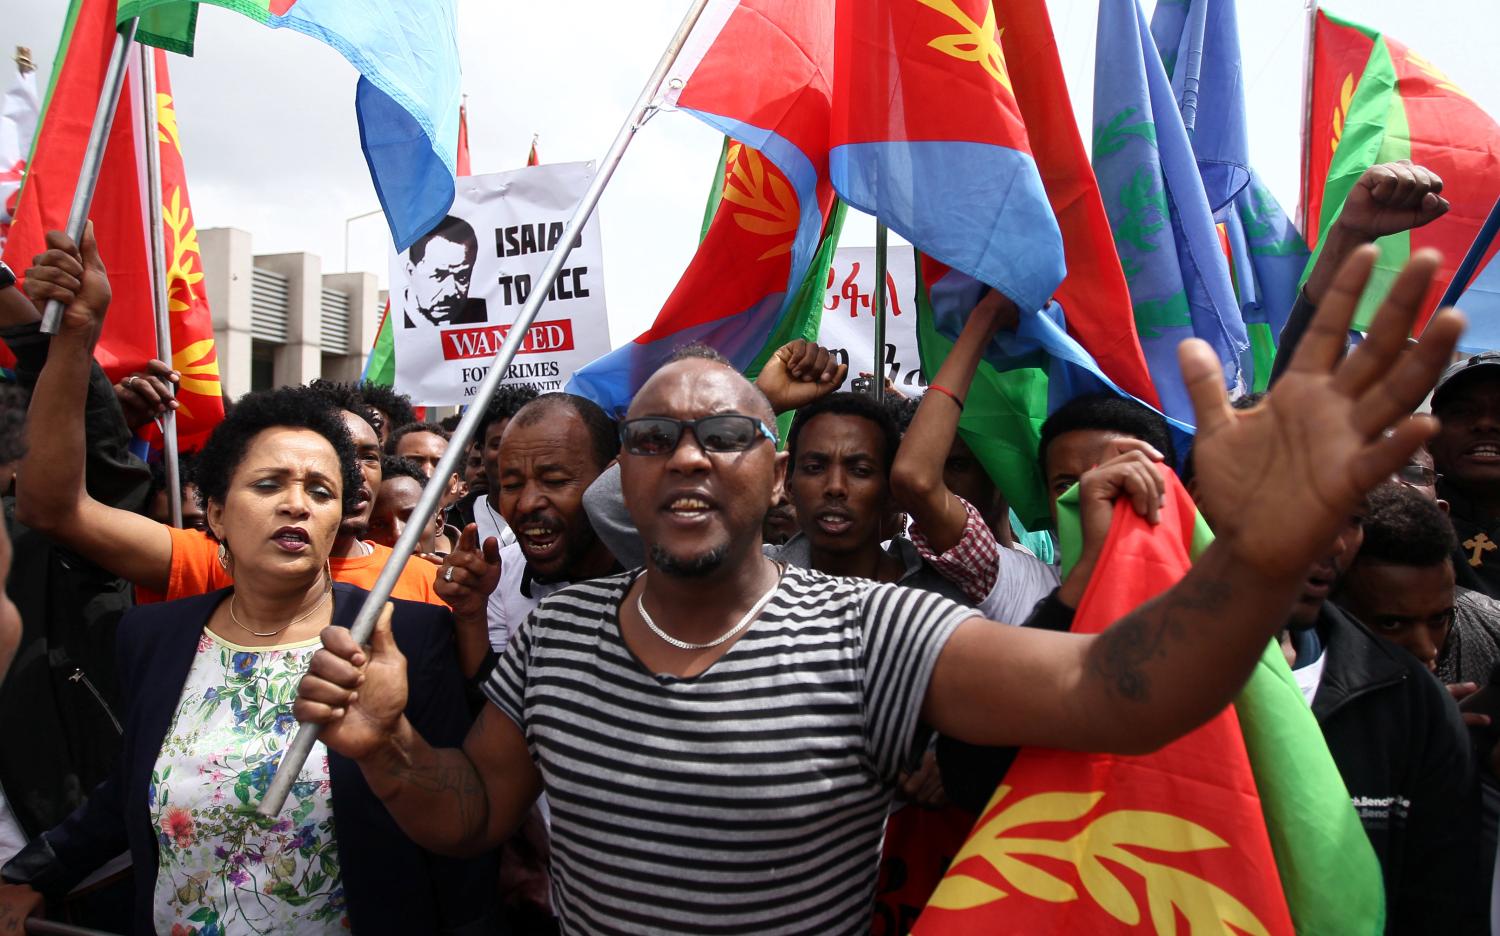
[3,0,155,380]
[456,102,471,177]
[831,0,1027,151]
[675,1,833,167]
[526,137,539,167]
[142,50,223,450]
[1303,11,1377,242]
[996,0,1159,408]
[1388,37,1500,324]
[914,477,1293,934]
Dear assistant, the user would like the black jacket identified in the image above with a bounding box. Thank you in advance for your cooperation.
[0,322,149,838]
[2,584,497,935]
[1314,601,1487,934]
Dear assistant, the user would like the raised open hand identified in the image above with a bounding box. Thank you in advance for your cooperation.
[1186,246,1461,581]
[293,602,408,763]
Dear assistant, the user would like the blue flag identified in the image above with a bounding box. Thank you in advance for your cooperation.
[1150,0,1310,390]
[1092,0,1248,423]
[1457,257,1500,352]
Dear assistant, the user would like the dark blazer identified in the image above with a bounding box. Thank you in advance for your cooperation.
[4,583,496,935]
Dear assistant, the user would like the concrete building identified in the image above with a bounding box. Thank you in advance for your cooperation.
[199,227,385,400]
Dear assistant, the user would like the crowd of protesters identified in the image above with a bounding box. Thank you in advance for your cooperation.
[0,161,1491,934]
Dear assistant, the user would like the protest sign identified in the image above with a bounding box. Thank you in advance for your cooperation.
[818,245,926,395]
[390,161,610,405]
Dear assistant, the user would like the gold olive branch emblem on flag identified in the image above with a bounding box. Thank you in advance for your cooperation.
[722,143,797,261]
[155,92,181,152]
[1330,73,1354,156]
[915,0,1013,93]
[1406,50,1472,101]
[928,786,1271,935]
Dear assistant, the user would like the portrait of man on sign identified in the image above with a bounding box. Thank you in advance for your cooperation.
[402,214,489,328]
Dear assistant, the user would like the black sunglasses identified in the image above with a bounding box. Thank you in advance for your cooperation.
[620,415,778,456]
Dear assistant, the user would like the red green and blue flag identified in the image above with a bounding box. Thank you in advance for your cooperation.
[1302,9,1500,344]
[117,0,461,252]
[568,0,842,417]
[1093,0,1248,424]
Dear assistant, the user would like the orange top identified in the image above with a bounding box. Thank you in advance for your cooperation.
[136,526,443,606]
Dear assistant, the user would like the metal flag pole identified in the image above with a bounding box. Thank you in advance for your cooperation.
[40,20,138,335]
[258,0,717,818]
[872,222,888,403]
[141,45,182,529]
[1433,192,1500,315]
[1295,0,1319,237]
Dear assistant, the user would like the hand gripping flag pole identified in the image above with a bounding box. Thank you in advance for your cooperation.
[141,45,182,529]
[258,0,716,818]
[39,19,137,335]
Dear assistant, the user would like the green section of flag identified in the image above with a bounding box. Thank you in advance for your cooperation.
[914,265,1053,531]
[362,303,395,386]
[700,137,730,243]
[1055,485,1387,935]
[1248,322,1276,393]
[119,1,281,54]
[1300,34,1412,331]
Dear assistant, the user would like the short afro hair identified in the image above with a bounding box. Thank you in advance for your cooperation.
[787,391,902,474]
[510,393,619,470]
[307,379,382,435]
[356,381,417,431]
[192,386,362,520]
[0,383,29,465]
[380,454,428,486]
[475,384,542,442]
[386,420,450,456]
[148,451,199,501]
[1038,393,1176,476]
[1357,482,1457,568]
[667,342,732,366]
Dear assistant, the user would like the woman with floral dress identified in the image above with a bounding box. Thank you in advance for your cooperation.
[0,387,495,935]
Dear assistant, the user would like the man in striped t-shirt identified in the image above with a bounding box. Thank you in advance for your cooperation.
[296,251,1458,933]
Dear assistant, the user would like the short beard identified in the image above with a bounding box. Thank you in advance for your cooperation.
[339,517,370,542]
[650,542,728,578]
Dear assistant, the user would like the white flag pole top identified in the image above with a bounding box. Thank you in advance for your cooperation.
[141,46,182,529]
[257,0,719,818]
[40,21,139,334]
[659,0,735,110]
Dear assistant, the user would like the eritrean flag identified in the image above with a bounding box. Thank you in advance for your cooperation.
[915,475,1304,934]
[911,0,1166,530]
[4,0,224,452]
[567,0,842,418]
[118,0,461,252]
[1302,8,1500,338]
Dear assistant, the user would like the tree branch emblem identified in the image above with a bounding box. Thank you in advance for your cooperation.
[915,0,1013,93]
[721,143,798,261]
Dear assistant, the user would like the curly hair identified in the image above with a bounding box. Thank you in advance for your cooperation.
[380,454,428,486]
[510,393,619,470]
[386,420,450,455]
[475,384,542,442]
[0,383,29,465]
[356,381,416,432]
[1358,482,1457,567]
[307,379,382,436]
[787,391,901,474]
[1038,392,1176,477]
[192,386,362,518]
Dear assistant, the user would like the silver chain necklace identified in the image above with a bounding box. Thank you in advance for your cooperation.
[635,568,782,651]
[230,576,332,639]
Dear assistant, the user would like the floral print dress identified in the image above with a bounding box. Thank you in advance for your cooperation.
[150,629,347,936]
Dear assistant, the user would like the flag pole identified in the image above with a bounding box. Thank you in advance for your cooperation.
[258,0,718,818]
[872,222,888,403]
[141,46,182,529]
[1433,192,1500,315]
[1295,0,1318,237]
[40,20,138,335]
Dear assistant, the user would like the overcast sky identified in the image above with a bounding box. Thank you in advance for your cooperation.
[1,0,1496,344]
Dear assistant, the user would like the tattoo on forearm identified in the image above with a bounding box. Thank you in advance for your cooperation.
[1090,578,1233,702]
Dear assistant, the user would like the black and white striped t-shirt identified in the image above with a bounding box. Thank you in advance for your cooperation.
[482,565,974,935]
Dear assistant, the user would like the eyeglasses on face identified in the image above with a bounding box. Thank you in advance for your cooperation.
[1394,464,1439,488]
[619,415,777,456]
